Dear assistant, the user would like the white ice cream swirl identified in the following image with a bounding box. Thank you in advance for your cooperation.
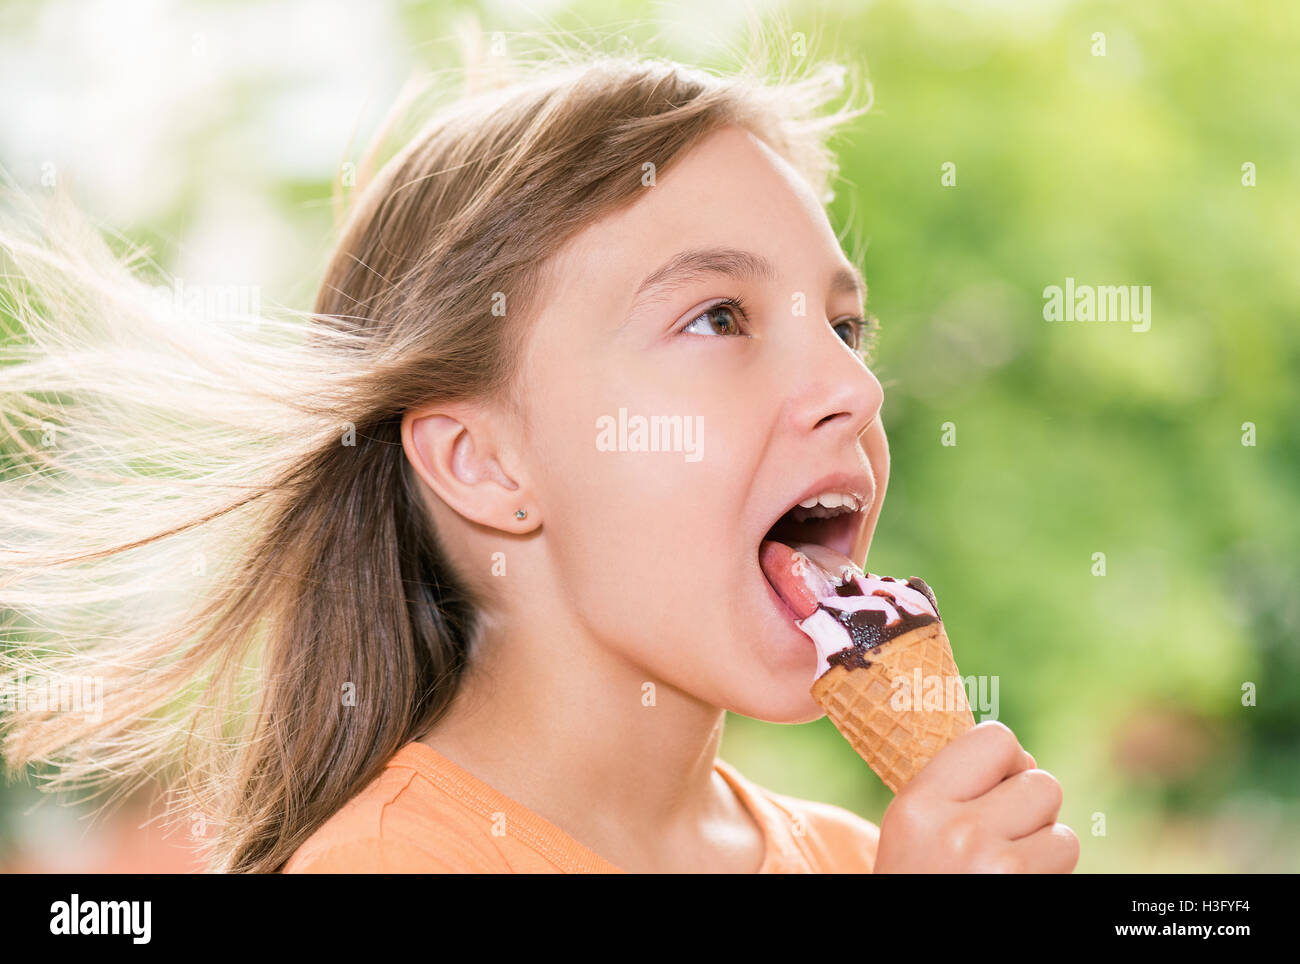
[789,548,939,681]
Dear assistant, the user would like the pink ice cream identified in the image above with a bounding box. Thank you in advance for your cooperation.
[760,541,941,681]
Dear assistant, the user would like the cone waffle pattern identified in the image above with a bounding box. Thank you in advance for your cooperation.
[811,620,975,793]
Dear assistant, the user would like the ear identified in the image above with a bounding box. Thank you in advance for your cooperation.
[401,401,536,532]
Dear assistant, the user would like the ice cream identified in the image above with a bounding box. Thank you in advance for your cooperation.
[760,540,941,680]
[760,540,975,793]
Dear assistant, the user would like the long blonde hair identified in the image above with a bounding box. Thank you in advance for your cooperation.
[0,29,868,872]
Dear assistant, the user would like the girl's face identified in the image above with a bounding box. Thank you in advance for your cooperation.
[515,125,887,723]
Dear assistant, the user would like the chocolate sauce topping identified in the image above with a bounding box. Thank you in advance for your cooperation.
[906,576,941,620]
[833,578,863,597]
[822,591,940,672]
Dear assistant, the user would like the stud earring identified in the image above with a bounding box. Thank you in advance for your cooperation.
[514,509,527,520]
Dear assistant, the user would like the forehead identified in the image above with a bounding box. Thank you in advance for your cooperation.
[541,125,845,308]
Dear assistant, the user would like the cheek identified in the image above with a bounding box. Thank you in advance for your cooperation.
[521,343,786,691]
[534,411,744,676]
[532,349,734,567]
[552,450,735,635]
[863,420,890,513]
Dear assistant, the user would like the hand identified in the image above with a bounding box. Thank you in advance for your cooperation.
[873,721,1079,873]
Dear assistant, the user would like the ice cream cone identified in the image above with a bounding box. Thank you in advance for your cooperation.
[810,620,975,794]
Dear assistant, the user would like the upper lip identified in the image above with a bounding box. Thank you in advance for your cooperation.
[761,469,875,542]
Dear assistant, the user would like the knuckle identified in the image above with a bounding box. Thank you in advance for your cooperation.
[978,719,1023,757]
[1058,824,1081,867]
[975,850,1021,874]
[975,720,1013,741]
[942,812,978,856]
[1024,769,1063,810]
[995,853,1024,874]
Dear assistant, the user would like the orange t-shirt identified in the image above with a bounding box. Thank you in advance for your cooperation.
[283,741,879,873]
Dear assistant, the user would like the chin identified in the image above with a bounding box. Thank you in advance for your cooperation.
[724,685,827,726]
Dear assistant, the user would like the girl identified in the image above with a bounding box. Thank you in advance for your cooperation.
[0,40,1077,873]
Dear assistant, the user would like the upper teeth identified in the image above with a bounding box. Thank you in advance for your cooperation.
[796,492,860,512]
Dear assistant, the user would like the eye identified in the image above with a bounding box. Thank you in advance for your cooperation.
[833,314,879,358]
[680,297,749,337]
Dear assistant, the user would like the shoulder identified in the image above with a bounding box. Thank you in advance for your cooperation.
[283,761,507,874]
[752,782,881,873]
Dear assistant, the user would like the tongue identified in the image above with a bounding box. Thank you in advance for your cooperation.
[759,540,858,619]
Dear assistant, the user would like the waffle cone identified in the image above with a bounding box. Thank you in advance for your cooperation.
[811,620,975,793]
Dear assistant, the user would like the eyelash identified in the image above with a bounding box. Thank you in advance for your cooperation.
[680,296,879,358]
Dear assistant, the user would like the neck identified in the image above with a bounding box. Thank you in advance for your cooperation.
[416,595,741,865]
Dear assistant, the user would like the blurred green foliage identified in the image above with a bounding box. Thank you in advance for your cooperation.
[2,0,1296,871]
[721,0,1300,873]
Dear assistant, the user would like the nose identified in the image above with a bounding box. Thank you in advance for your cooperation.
[785,327,884,440]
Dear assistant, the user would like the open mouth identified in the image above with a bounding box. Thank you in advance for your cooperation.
[761,498,865,561]
[757,475,872,622]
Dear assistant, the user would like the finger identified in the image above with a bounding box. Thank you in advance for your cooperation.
[978,768,1063,840]
[1005,822,1080,873]
[910,720,1034,802]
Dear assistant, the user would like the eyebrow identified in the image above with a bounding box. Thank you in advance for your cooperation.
[630,246,867,309]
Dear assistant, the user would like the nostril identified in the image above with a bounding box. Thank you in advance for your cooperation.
[813,411,852,430]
